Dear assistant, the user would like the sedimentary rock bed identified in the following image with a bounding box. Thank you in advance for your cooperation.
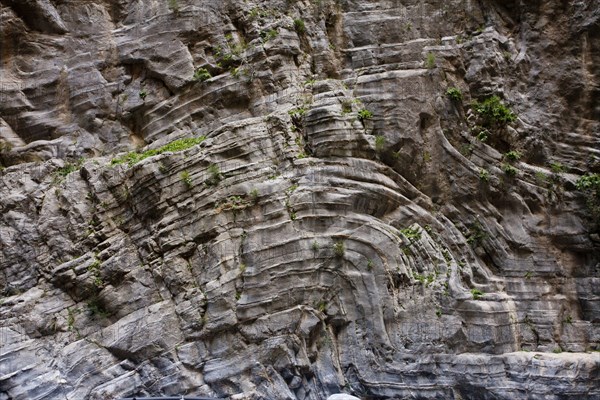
[1,0,599,399]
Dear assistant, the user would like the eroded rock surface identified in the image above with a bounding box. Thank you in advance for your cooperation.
[1,0,599,399]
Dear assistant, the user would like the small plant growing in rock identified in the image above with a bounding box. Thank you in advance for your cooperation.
[576,173,600,223]
[357,109,373,121]
[472,96,516,127]
[180,170,192,188]
[333,241,345,258]
[249,188,259,203]
[168,0,179,13]
[504,150,522,162]
[502,163,518,177]
[425,52,436,69]
[139,90,147,100]
[111,136,206,167]
[316,301,327,312]
[476,128,490,143]
[400,226,421,243]
[260,28,278,42]
[374,135,385,153]
[466,221,487,247]
[471,288,484,300]
[312,240,319,252]
[206,164,222,186]
[294,18,306,34]
[341,99,353,114]
[67,308,77,331]
[52,159,84,184]
[193,67,211,82]
[289,107,307,118]
[576,173,600,193]
[0,140,13,152]
[446,87,462,102]
[550,162,566,174]
[87,297,110,318]
[479,168,490,182]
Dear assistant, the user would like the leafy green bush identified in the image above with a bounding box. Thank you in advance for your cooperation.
[550,162,566,174]
[502,163,518,177]
[52,158,85,184]
[504,150,522,162]
[357,109,373,121]
[471,289,484,300]
[576,173,600,222]
[466,222,487,247]
[168,0,179,13]
[425,52,436,69]
[249,188,259,203]
[400,226,421,243]
[333,241,345,258]
[479,169,490,182]
[474,127,490,142]
[260,28,278,42]
[180,170,192,188]
[446,87,462,102]
[206,164,222,186]
[193,67,212,82]
[294,18,306,34]
[289,107,307,118]
[576,173,600,193]
[472,96,516,127]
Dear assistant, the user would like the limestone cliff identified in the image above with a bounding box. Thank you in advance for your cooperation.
[1,0,599,399]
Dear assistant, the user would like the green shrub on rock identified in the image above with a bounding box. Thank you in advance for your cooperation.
[472,96,516,127]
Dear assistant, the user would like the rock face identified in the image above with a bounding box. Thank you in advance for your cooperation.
[1,0,599,399]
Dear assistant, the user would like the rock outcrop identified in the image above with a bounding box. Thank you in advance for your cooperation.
[1,0,599,399]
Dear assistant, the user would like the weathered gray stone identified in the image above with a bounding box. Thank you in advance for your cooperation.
[1,0,599,399]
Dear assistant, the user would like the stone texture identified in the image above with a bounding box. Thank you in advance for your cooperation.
[1,0,599,399]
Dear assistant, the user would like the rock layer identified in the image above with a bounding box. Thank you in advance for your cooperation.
[1,0,599,399]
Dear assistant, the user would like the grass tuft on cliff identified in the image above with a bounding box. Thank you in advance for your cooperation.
[111,136,206,167]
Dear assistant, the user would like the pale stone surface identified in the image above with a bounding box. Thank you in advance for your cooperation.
[0,0,599,399]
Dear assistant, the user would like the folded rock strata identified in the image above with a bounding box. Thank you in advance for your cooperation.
[0,0,599,399]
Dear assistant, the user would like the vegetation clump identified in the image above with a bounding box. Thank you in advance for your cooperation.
[53,158,85,184]
[446,87,462,102]
[400,226,421,243]
[504,150,522,162]
[294,18,306,34]
[471,289,484,300]
[576,173,600,223]
[180,170,193,188]
[333,241,345,258]
[502,163,518,177]
[193,67,212,82]
[205,163,222,186]
[472,96,516,127]
[479,168,490,182]
[111,136,206,167]
[466,222,487,247]
[260,28,278,42]
[357,109,373,121]
[425,53,436,69]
